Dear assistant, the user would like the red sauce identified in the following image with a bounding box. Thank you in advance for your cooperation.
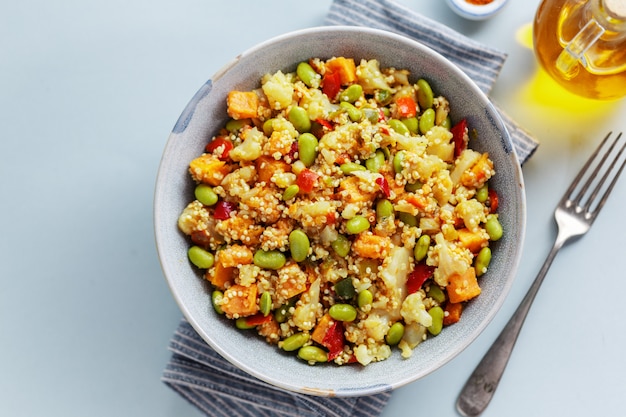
[465,0,494,4]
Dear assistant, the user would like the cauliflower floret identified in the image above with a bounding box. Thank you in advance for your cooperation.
[425,126,454,163]
[299,87,334,121]
[354,343,392,366]
[177,200,210,235]
[230,127,264,162]
[362,312,391,342]
[261,70,294,110]
[378,246,412,320]
[427,232,472,287]
[456,199,488,232]
[292,278,322,331]
[450,149,482,185]
[356,59,391,94]
[400,291,432,327]
[398,322,428,358]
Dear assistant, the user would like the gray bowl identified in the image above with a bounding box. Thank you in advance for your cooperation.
[154,26,526,397]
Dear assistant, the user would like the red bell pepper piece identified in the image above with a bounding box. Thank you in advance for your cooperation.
[375,176,391,198]
[321,320,345,361]
[488,188,499,213]
[205,137,234,160]
[395,96,417,119]
[451,119,468,158]
[244,313,273,326]
[322,71,341,101]
[296,168,319,193]
[213,201,236,220]
[406,262,435,294]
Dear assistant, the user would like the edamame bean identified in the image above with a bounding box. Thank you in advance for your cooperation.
[298,345,328,363]
[398,212,418,227]
[289,229,310,262]
[296,61,320,88]
[413,234,431,262]
[393,151,405,174]
[386,322,405,345]
[485,214,503,241]
[211,290,224,315]
[375,89,392,105]
[340,84,363,103]
[402,117,419,134]
[225,118,248,133]
[259,291,272,316]
[417,78,434,109]
[334,278,355,300]
[340,162,366,174]
[339,101,362,122]
[476,184,489,203]
[298,133,318,167]
[282,184,300,201]
[263,118,274,136]
[365,149,385,172]
[281,332,310,352]
[376,199,394,221]
[188,246,215,269]
[419,108,436,134]
[274,299,295,323]
[235,317,256,330]
[427,306,444,336]
[426,285,446,304]
[441,116,452,130]
[346,216,370,234]
[357,289,373,309]
[288,106,311,133]
[329,303,357,322]
[363,107,379,123]
[253,250,287,270]
[194,184,218,206]
[405,181,422,192]
[389,119,410,135]
[475,246,492,277]
[331,234,351,257]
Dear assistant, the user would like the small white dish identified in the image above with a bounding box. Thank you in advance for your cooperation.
[445,0,510,20]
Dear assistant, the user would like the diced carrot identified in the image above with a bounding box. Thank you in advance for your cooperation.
[227,91,259,120]
[446,267,481,304]
[255,155,291,184]
[221,284,259,318]
[206,256,235,289]
[311,314,334,345]
[457,228,488,254]
[189,154,232,186]
[443,302,463,326]
[325,57,357,85]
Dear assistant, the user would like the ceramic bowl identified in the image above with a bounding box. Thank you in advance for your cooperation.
[445,0,510,20]
[154,26,525,397]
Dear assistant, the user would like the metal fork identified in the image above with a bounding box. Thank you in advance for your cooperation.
[456,131,626,417]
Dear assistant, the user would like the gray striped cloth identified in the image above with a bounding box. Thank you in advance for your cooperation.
[162,1,539,416]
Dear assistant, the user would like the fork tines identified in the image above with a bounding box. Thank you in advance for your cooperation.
[565,131,626,219]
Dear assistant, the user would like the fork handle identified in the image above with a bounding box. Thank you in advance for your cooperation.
[456,238,566,417]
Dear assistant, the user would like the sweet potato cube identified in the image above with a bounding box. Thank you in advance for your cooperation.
[311,314,334,345]
[189,154,231,186]
[255,156,291,184]
[326,57,357,85]
[443,302,463,326]
[227,91,259,120]
[206,257,235,289]
[221,284,259,318]
[457,228,488,254]
[351,233,392,259]
[447,267,481,304]
[217,244,253,268]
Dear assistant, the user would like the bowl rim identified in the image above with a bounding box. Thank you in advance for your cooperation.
[445,0,509,19]
[154,25,526,397]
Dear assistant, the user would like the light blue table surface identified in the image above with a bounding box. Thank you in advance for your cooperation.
[2,1,625,416]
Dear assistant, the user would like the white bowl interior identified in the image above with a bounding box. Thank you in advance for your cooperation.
[154,26,525,397]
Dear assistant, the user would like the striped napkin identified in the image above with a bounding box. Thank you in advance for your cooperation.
[161,1,539,416]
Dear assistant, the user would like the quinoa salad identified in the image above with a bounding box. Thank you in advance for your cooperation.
[177,57,502,366]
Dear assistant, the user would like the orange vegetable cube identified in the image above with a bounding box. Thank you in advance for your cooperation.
[326,57,357,85]
[189,154,232,186]
[457,228,488,254]
[311,314,334,345]
[447,267,481,304]
[221,284,259,318]
[255,155,291,184]
[227,90,259,120]
[217,244,253,268]
[206,257,235,289]
[443,302,463,326]
[351,233,392,259]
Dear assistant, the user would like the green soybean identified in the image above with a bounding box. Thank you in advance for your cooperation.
[363,107,380,123]
[340,84,363,103]
[263,118,275,136]
[475,246,492,277]
[211,290,224,315]
[419,108,436,134]
[334,278,356,300]
[389,118,410,135]
[417,78,434,109]
[282,332,310,352]
[298,133,318,167]
[225,118,249,133]
[393,151,405,174]
[289,229,310,262]
[339,101,362,122]
[194,184,218,206]
[386,322,405,345]
[441,116,452,129]
[259,291,272,316]
[188,246,215,269]
[283,184,300,201]
[297,61,319,88]
[331,234,351,257]
[413,234,431,262]
[427,285,446,304]
[357,289,373,308]
[485,215,503,241]
[274,299,295,323]
[253,250,287,270]
[329,303,357,322]
[340,162,366,174]
[427,306,444,336]
[405,181,422,192]
[402,117,419,134]
[288,106,311,133]
[476,184,489,203]
[235,317,256,330]
[365,150,385,172]
[375,89,392,105]
[376,199,394,221]
[346,216,370,234]
[398,212,418,227]
[298,345,328,363]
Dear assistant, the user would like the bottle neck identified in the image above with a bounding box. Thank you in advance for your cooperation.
[593,0,626,38]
